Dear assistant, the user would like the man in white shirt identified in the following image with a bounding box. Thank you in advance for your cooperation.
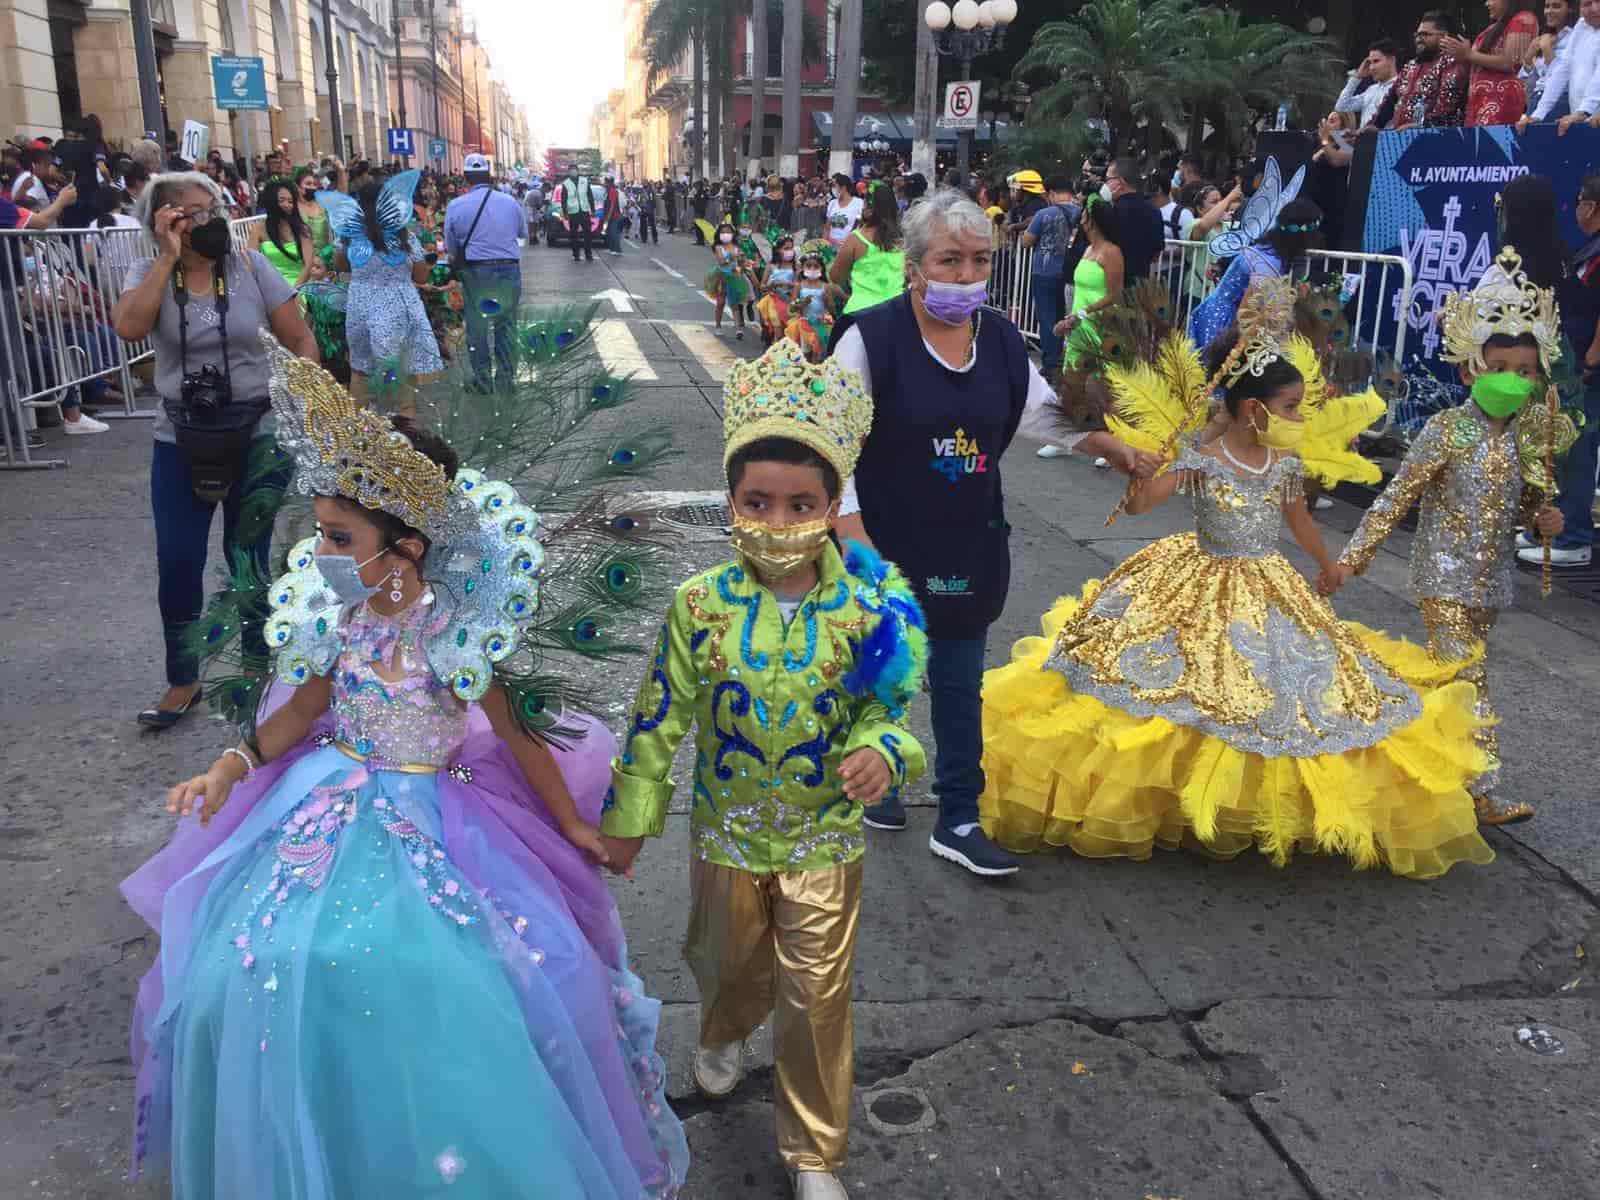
[1335,39,1401,130]
[12,147,57,209]
[1521,0,1600,132]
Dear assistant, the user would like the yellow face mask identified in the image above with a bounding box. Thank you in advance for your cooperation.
[729,512,832,579]
[1252,406,1306,451]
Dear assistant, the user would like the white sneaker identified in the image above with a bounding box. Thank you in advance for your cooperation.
[792,1171,849,1200]
[1514,530,1538,551]
[1313,495,1334,510]
[692,1039,745,1098]
[1036,443,1067,459]
[62,414,110,434]
[1092,456,1110,469]
[1517,545,1591,567]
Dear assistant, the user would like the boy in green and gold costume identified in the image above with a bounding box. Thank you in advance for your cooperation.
[600,338,927,1200]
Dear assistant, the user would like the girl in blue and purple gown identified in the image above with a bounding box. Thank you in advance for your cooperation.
[122,341,688,1199]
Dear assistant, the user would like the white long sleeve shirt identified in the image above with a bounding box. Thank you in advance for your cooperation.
[831,323,1081,516]
[1335,72,1397,129]
[1534,19,1600,119]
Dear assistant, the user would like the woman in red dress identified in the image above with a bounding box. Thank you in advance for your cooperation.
[1445,0,1540,125]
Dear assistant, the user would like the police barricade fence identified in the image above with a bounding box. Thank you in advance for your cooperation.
[0,214,266,470]
[992,236,1414,434]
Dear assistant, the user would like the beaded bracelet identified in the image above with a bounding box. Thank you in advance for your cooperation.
[222,746,257,779]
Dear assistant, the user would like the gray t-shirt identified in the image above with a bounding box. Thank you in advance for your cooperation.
[123,249,295,443]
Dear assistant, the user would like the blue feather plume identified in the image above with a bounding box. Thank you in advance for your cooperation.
[840,539,928,719]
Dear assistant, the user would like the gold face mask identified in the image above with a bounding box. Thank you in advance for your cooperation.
[729,511,832,579]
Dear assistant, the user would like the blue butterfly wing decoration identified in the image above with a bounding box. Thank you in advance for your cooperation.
[1207,157,1305,260]
[314,170,420,268]
[374,169,422,266]
[315,188,375,268]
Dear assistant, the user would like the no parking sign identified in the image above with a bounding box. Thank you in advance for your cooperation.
[940,80,980,130]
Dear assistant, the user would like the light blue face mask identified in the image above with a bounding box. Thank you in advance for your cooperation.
[317,548,385,604]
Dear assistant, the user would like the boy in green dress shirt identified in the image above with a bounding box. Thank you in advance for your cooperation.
[599,338,927,1200]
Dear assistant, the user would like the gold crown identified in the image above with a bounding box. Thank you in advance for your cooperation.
[264,333,477,543]
[1439,246,1562,375]
[723,338,874,479]
[1214,275,1298,390]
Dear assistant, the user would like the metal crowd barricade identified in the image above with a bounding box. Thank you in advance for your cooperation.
[1153,240,1414,430]
[994,238,1412,428]
[987,239,1040,344]
[1,215,266,470]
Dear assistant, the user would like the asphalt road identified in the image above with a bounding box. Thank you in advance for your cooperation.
[2,225,1597,1200]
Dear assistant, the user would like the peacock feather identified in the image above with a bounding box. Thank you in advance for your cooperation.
[182,299,681,746]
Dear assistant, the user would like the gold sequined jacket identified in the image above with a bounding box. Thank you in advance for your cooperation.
[1339,405,1548,609]
[601,543,926,872]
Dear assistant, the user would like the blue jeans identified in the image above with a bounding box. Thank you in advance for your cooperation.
[606,217,624,252]
[1033,272,1066,374]
[928,636,988,830]
[151,437,283,686]
[1555,375,1600,549]
[460,262,522,391]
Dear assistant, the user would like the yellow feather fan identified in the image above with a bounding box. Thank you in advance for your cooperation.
[1103,333,1208,461]
[1282,335,1385,487]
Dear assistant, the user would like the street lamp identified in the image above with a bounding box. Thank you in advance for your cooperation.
[924,0,1017,186]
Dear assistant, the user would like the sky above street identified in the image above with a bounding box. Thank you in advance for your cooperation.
[468,0,626,149]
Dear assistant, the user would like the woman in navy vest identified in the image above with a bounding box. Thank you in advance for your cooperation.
[832,190,1156,877]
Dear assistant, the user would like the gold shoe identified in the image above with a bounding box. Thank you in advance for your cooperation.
[1475,795,1535,825]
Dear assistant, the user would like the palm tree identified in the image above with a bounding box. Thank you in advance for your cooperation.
[747,0,769,167]
[1172,7,1341,157]
[831,0,863,177]
[781,0,803,175]
[642,0,710,177]
[1014,0,1189,158]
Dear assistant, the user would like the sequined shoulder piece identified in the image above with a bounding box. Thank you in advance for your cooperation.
[1171,444,1300,490]
[263,535,347,686]
[418,468,547,702]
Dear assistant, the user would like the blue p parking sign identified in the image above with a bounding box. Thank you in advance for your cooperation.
[429,137,448,161]
[387,128,415,157]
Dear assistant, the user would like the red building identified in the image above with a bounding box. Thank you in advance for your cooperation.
[725,0,888,169]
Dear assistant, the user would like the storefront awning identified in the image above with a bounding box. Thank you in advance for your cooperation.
[810,111,1015,148]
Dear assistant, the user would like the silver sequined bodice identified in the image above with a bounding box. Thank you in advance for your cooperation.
[1175,446,1303,559]
[1341,407,1527,609]
[329,599,468,768]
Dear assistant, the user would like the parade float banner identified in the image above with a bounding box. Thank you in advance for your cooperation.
[1361,123,1597,386]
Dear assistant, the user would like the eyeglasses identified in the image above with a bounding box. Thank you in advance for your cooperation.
[177,207,226,225]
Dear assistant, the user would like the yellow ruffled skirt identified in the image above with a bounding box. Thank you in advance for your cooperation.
[979,536,1494,879]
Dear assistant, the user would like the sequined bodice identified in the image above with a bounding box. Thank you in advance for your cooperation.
[329,599,468,768]
[798,285,828,317]
[1175,446,1302,560]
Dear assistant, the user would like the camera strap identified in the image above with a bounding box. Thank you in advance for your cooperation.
[173,256,231,387]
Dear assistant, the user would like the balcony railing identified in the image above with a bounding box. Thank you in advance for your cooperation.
[737,51,853,81]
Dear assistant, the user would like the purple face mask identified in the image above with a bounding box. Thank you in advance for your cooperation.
[921,278,988,324]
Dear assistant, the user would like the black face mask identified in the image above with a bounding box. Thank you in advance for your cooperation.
[189,217,232,260]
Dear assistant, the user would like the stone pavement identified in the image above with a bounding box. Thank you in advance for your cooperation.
[0,226,1596,1200]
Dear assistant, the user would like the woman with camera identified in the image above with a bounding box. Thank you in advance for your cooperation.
[111,171,319,730]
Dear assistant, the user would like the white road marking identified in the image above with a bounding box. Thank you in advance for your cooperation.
[670,321,738,382]
[651,257,687,280]
[591,288,638,313]
[593,319,658,380]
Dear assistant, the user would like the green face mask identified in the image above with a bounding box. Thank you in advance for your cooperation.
[1471,371,1537,418]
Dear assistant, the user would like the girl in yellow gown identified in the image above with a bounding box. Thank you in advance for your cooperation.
[980,293,1495,879]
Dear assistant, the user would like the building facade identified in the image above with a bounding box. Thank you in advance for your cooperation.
[1,0,392,165]
[617,0,883,183]
[0,0,527,174]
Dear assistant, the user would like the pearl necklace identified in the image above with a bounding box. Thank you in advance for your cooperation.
[1219,439,1272,476]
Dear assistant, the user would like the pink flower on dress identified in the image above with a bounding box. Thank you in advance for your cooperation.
[443,880,459,896]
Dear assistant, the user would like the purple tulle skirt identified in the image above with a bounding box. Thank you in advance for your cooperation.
[122,711,687,1198]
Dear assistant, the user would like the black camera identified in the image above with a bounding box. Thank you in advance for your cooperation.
[179,362,233,414]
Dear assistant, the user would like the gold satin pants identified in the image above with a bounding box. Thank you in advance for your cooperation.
[1420,599,1500,794]
[684,857,863,1173]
